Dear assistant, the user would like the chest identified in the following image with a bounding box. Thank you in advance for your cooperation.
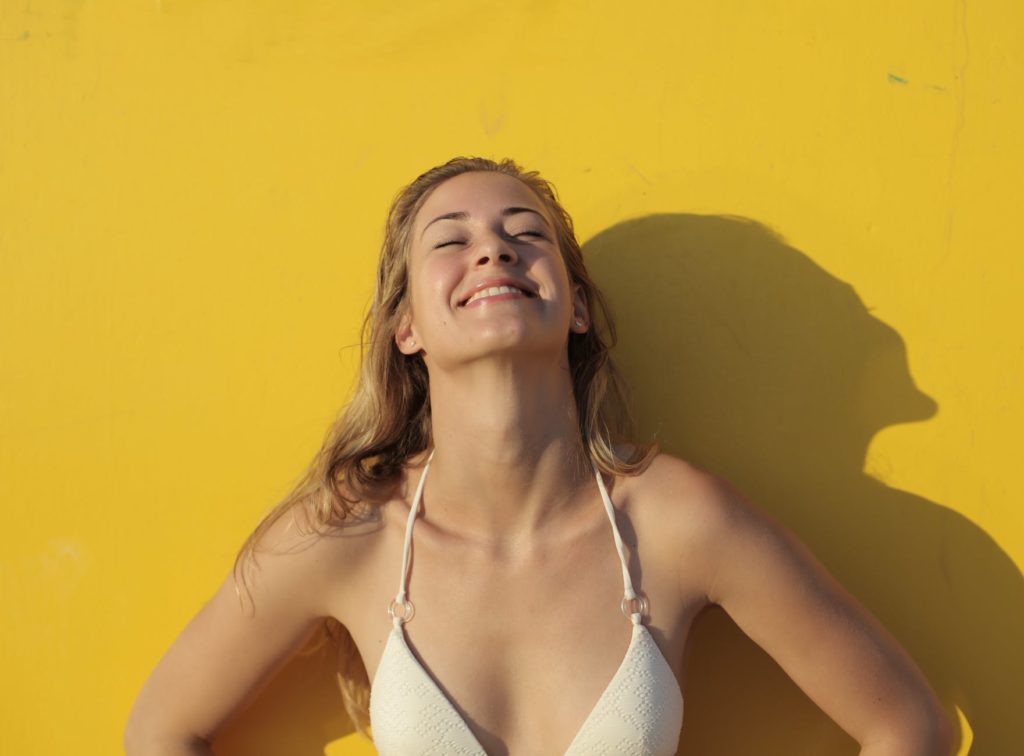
[339,513,706,754]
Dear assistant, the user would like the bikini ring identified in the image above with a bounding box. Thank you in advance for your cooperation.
[388,598,416,622]
[620,594,650,619]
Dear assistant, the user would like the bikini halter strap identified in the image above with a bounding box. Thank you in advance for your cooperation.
[387,448,646,628]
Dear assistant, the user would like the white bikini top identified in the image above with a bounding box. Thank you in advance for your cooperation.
[368,449,684,755]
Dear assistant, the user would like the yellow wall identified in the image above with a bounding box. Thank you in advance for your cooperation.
[1,1,1018,754]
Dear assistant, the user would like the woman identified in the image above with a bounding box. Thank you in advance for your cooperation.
[125,157,953,755]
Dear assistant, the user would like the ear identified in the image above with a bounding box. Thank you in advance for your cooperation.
[570,283,590,334]
[394,313,421,355]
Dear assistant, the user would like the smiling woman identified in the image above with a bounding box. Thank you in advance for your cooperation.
[124,157,953,756]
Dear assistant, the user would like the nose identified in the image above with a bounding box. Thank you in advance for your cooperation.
[474,229,519,267]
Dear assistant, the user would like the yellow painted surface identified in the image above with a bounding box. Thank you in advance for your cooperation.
[1,1,1019,754]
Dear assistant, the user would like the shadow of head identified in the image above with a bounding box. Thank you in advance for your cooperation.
[584,213,937,465]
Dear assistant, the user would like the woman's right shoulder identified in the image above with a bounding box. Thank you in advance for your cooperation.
[239,485,395,618]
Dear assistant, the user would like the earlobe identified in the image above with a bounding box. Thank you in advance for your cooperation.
[394,315,419,355]
[396,334,419,355]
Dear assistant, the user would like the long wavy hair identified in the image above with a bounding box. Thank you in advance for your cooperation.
[231,156,657,736]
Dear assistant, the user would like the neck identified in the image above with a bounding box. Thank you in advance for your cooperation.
[419,355,595,544]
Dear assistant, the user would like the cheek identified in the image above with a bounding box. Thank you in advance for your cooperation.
[538,257,574,303]
[412,258,462,315]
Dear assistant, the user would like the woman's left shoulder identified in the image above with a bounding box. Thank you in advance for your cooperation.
[615,445,715,504]
[615,446,754,540]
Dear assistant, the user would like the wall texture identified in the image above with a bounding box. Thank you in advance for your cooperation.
[2,1,1019,754]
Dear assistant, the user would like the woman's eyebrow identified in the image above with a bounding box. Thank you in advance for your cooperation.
[420,207,550,239]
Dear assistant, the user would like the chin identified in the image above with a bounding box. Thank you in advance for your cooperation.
[465,327,566,358]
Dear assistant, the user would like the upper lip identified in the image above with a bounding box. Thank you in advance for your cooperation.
[457,276,538,306]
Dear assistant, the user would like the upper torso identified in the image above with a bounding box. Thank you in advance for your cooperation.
[318,449,716,755]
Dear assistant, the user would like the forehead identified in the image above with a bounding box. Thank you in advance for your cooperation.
[413,172,551,231]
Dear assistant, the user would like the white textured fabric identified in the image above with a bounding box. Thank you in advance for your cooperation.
[369,450,684,755]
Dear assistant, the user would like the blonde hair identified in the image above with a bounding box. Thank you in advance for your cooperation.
[232,156,657,735]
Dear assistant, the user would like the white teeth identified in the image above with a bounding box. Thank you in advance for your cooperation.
[464,285,528,305]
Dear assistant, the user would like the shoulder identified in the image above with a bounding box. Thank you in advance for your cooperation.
[630,452,833,605]
[617,447,741,531]
[237,487,387,620]
[617,449,785,597]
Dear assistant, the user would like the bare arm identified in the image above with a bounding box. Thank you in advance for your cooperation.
[124,505,339,754]
[682,465,954,754]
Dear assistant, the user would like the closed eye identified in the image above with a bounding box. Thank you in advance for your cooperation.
[434,232,545,249]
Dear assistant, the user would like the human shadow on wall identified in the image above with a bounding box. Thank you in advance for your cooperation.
[583,213,1023,756]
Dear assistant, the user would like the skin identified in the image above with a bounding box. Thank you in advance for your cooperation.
[393,170,597,541]
[124,172,954,756]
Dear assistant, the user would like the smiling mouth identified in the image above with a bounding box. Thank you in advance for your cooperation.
[459,285,538,307]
